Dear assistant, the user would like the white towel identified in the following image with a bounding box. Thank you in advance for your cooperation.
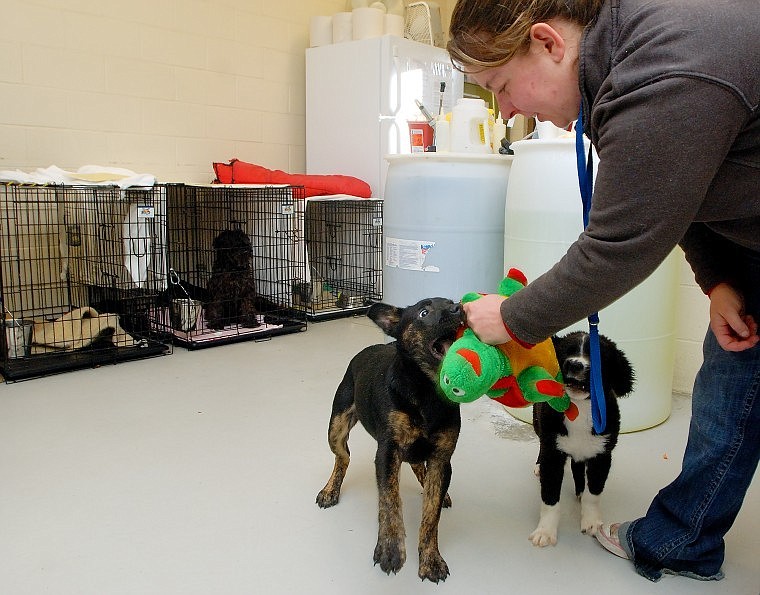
[122,202,152,287]
[0,165,155,189]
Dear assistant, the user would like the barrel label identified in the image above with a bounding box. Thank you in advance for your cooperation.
[385,237,440,272]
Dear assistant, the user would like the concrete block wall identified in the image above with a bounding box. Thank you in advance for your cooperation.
[0,0,346,182]
[0,0,706,394]
[673,250,709,393]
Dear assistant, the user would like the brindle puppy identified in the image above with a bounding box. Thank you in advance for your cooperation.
[317,298,462,582]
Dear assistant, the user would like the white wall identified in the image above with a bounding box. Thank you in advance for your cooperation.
[0,0,706,393]
[674,250,709,393]
[0,0,346,182]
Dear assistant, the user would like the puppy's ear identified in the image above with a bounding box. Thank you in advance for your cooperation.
[552,331,582,364]
[367,303,403,338]
[551,334,567,360]
[611,352,635,397]
[600,335,635,397]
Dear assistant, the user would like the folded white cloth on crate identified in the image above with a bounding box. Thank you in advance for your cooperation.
[0,165,155,188]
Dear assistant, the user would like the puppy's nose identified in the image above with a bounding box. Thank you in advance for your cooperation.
[564,360,585,375]
[449,302,463,320]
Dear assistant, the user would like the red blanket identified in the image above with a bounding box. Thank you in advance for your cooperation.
[213,159,372,198]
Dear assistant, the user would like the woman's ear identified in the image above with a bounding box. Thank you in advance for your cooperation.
[529,22,566,62]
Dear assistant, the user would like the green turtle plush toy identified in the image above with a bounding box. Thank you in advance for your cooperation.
[439,268,576,419]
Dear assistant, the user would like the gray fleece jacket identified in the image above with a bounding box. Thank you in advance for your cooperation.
[501,0,760,345]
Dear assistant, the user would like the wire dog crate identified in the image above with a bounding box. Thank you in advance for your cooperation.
[298,197,383,320]
[155,184,307,348]
[0,183,172,381]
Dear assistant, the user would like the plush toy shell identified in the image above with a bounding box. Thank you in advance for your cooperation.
[438,268,569,412]
[439,328,511,403]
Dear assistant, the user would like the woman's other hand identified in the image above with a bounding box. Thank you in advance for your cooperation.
[708,283,759,352]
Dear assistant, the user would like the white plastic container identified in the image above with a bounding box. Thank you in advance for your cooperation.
[450,98,491,153]
[434,117,450,152]
[309,16,333,47]
[503,138,678,432]
[384,13,404,36]
[4,319,33,358]
[533,117,567,139]
[332,12,353,43]
[492,113,507,153]
[383,152,513,309]
[352,7,384,40]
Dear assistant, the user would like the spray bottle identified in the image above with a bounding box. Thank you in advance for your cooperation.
[433,82,449,152]
[435,109,450,152]
[492,112,507,154]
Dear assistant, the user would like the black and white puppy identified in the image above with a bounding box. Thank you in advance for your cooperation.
[530,331,634,547]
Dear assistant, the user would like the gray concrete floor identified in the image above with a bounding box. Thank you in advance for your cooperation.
[0,316,758,594]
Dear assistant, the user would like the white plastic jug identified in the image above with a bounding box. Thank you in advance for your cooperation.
[450,98,491,153]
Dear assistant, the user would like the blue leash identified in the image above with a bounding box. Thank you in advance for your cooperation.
[575,104,607,433]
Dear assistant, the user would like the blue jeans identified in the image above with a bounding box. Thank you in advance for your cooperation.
[620,245,760,582]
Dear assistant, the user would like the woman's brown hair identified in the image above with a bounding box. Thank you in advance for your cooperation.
[447,0,604,72]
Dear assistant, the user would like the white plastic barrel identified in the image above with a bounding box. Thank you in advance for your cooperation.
[503,138,678,432]
[383,152,513,309]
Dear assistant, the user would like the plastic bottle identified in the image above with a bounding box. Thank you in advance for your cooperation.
[450,98,491,153]
[492,112,507,154]
[435,110,450,152]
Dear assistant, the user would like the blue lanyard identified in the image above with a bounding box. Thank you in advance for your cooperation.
[575,104,607,434]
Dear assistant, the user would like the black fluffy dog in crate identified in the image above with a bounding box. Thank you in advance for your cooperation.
[205,228,260,330]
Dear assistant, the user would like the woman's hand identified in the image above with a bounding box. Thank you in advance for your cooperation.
[709,283,759,352]
[462,293,511,345]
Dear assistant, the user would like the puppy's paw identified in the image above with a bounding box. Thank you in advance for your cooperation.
[529,526,557,547]
[418,550,449,583]
[581,517,603,536]
[241,314,261,328]
[374,538,406,575]
[316,488,339,508]
[530,502,560,547]
[580,492,603,536]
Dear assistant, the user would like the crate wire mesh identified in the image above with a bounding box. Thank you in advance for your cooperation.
[156,184,307,348]
[299,197,383,320]
[0,183,171,381]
